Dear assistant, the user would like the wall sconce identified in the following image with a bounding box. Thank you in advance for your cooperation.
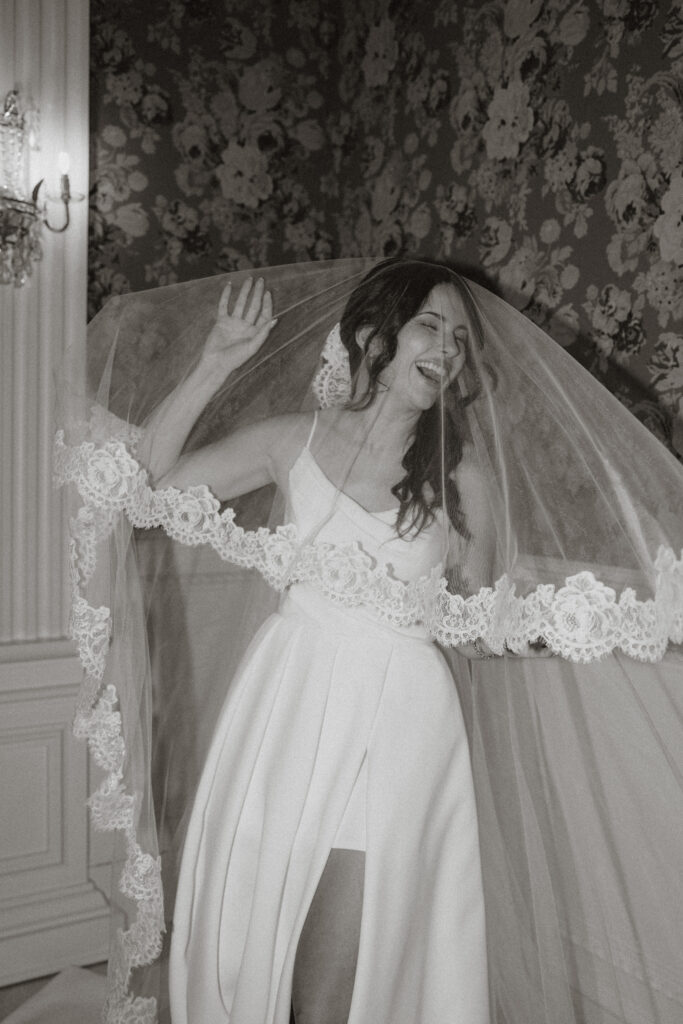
[42,151,74,233]
[0,88,82,287]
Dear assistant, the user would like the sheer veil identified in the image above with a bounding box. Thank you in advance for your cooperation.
[54,257,683,1023]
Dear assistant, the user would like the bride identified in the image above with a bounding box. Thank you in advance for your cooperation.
[57,256,683,1024]
[142,262,502,1023]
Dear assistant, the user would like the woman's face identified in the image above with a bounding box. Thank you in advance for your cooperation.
[378,283,469,411]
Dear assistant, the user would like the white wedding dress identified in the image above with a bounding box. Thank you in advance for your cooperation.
[169,422,489,1024]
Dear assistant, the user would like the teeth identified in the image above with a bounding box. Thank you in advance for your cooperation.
[416,360,447,382]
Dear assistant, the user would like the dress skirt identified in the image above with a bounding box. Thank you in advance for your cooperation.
[169,582,489,1024]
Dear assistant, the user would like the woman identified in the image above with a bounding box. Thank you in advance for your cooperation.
[144,262,506,1023]
[56,257,683,1024]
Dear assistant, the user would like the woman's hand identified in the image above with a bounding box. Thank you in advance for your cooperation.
[138,278,277,483]
[199,277,277,381]
[505,640,556,659]
[459,638,556,660]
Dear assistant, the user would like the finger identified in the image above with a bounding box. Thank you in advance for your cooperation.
[232,277,252,319]
[245,277,265,324]
[520,642,555,659]
[218,283,231,319]
[256,289,273,323]
[245,317,278,355]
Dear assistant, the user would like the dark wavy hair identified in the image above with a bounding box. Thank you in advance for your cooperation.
[339,257,488,538]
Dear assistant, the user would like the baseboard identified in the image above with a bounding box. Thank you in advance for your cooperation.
[0,883,109,986]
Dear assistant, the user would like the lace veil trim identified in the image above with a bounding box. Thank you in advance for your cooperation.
[54,428,683,1021]
[311,322,352,408]
[55,431,683,662]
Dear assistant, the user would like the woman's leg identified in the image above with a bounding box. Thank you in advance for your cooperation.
[291,848,365,1024]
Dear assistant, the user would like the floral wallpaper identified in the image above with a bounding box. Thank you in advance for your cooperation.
[89,0,683,448]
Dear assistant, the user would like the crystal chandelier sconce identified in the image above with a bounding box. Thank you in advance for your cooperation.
[0,89,82,287]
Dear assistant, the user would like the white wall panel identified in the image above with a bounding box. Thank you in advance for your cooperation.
[0,0,106,986]
[0,651,109,985]
[0,0,89,643]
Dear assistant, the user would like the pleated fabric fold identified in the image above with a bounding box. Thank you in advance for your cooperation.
[170,584,488,1024]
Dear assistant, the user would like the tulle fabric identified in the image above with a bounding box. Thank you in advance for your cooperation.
[54,258,683,1023]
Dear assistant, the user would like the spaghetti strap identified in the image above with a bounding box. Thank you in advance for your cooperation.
[305,410,318,449]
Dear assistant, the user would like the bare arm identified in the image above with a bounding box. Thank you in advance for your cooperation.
[447,450,497,593]
[449,452,553,660]
[158,413,309,501]
[137,277,277,486]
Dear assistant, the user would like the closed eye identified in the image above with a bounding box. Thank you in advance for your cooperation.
[418,311,468,345]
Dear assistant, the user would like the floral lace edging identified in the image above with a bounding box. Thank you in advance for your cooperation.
[57,428,162,1024]
[71,614,163,1024]
[53,429,683,1023]
[55,431,683,665]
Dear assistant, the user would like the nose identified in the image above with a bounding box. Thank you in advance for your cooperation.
[440,332,460,359]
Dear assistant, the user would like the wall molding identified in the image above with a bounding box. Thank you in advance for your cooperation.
[0,0,89,645]
[0,0,100,986]
[0,884,109,986]
[0,646,109,986]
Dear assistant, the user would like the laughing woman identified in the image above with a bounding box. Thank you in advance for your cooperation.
[142,261,498,1023]
[58,256,683,1024]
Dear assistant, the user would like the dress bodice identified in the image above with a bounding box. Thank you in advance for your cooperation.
[286,446,446,585]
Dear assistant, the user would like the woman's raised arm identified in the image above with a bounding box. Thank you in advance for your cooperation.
[156,413,309,501]
[137,277,278,487]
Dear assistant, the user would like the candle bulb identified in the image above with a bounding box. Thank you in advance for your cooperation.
[57,151,71,201]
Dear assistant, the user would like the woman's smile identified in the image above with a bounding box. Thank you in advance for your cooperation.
[414,353,460,386]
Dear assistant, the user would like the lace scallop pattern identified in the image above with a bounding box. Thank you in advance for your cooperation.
[54,429,683,1021]
[57,429,161,1024]
[55,431,683,661]
[311,321,353,409]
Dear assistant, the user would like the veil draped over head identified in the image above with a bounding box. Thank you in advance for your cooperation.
[55,258,683,1024]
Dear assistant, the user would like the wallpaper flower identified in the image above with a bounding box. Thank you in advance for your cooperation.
[89,0,683,448]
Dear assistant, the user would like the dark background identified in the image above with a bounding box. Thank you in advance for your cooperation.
[88,0,683,449]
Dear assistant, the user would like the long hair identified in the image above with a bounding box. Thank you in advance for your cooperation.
[339,257,488,538]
